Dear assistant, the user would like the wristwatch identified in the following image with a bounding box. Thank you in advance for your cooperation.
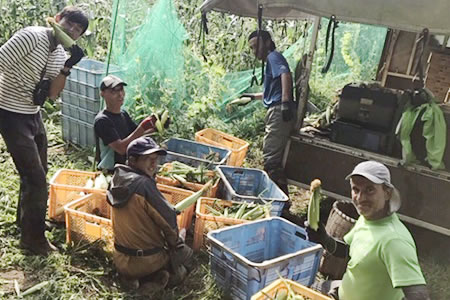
[60,69,71,76]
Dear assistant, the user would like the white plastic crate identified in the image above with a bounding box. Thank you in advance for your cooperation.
[207,217,323,300]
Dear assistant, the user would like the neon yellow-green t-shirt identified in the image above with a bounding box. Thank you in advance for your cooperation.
[339,213,426,300]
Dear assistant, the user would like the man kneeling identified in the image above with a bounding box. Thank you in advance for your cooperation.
[107,136,193,293]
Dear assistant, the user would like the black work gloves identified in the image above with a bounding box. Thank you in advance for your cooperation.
[281,102,294,122]
[305,221,328,245]
[64,45,85,68]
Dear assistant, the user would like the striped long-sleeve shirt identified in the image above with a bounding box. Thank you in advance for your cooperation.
[0,26,67,114]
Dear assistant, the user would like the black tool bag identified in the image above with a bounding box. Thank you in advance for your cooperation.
[32,78,51,106]
[337,83,400,132]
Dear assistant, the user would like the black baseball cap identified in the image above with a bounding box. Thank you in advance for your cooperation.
[127,137,167,158]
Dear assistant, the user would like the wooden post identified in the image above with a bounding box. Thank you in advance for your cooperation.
[380,29,400,86]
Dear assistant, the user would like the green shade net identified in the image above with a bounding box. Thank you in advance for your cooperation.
[218,19,388,121]
[107,0,187,120]
[107,1,387,123]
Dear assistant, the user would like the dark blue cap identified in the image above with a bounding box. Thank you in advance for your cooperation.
[127,137,167,158]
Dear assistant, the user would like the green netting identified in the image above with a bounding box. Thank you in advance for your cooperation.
[218,20,388,121]
[107,0,187,120]
[107,1,387,124]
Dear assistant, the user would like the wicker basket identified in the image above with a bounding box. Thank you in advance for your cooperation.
[195,128,249,167]
[155,175,220,198]
[48,169,104,222]
[319,201,359,279]
[64,193,113,252]
[251,278,333,300]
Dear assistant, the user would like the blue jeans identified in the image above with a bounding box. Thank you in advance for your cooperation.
[0,108,48,242]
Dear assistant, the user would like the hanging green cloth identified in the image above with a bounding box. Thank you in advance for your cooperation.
[396,94,447,170]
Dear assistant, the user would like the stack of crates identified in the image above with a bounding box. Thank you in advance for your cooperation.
[60,59,120,147]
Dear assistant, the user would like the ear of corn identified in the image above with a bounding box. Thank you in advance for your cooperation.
[307,179,322,231]
[229,96,252,106]
[47,17,75,48]
[160,109,169,127]
[154,113,164,133]
[174,180,213,212]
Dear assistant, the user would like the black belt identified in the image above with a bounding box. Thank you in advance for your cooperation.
[268,101,282,108]
[114,243,163,257]
[267,101,298,108]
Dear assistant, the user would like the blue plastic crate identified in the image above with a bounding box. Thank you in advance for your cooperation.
[64,59,122,100]
[61,115,95,147]
[207,217,323,300]
[61,102,97,125]
[70,58,121,87]
[162,138,231,170]
[61,90,101,113]
[216,166,288,216]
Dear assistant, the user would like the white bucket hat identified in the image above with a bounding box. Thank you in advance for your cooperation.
[346,160,401,213]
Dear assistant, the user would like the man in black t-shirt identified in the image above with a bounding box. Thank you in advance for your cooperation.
[94,75,155,172]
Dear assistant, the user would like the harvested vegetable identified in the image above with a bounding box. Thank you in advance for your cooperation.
[47,17,75,48]
[204,200,271,221]
[158,161,217,185]
[307,179,322,231]
[94,173,109,190]
[229,96,252,106]
[174,180,212,212]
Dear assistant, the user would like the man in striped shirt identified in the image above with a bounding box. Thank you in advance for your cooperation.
[0,6,88,255]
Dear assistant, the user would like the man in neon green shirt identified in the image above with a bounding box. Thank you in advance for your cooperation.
[307,160,429,300]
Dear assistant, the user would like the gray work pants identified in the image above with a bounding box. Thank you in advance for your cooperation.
[263,104,296,189]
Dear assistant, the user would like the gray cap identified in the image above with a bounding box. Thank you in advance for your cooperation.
[346,160,401,213]
[100,75,127,91]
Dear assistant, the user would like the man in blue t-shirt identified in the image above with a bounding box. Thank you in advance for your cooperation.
[243,30,296,195]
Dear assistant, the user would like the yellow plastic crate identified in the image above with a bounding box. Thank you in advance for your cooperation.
[48,169,104,222]
[156,175,220,198]
[195,128,249,167]
[157,184,195,231]
[64,193,113,252]
[64,184,197,252]
[251,278,333,300]
[193,197,270,250]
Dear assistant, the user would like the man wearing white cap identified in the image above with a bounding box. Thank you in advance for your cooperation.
[94,75,156,172]
[307,160,429,300]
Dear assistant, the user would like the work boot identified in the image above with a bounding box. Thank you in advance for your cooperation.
[118,275,139,290]
[138,270,170,296]
[168,265,188,287]
[19,238,58,256]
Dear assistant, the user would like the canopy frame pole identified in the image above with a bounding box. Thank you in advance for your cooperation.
[295,16,320,131]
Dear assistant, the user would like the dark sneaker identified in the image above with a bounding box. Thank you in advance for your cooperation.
[19,238,58,256]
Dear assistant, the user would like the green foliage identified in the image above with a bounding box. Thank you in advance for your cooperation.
[0,0,56,46]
